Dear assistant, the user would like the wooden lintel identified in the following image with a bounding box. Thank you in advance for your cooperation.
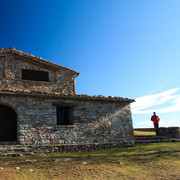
[52,102,77,107]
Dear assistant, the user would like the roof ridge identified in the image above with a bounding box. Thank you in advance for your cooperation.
[0,47,79,75]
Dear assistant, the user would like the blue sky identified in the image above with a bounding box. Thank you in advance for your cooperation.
[0,0,180,128]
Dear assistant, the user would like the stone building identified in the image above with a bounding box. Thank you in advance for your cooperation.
[0,47,135,147]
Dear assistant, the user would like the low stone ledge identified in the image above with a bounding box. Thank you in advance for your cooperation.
[0,142,134,154]
[32,143,133,153]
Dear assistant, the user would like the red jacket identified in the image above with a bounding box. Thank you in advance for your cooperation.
[151,115,160,124]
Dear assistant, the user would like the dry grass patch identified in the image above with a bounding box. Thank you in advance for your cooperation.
[134,130,156,135]
[0,142,179,180]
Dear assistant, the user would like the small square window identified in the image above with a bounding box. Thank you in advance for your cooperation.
[56,106,73,125]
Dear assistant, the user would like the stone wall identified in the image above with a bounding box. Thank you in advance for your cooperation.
[159,127,180,139]
[0,54,76,94]
[0,94,134,146]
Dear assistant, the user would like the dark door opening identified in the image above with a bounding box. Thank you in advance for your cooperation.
[0,105,17,141]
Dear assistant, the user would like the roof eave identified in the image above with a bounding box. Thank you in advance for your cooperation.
[0,91,134,103]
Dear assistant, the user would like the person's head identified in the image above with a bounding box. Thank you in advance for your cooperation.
[153,112,156,116]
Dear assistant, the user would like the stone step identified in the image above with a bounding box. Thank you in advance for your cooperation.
[0,152,33,156]
[0,145,32,154]
[134,135,180,144]
[135,139,172,145]
[134,135,166,140]
[0,141,18,145]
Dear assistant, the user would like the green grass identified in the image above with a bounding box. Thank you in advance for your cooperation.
[0,142,179,180]
[134,130,156,135]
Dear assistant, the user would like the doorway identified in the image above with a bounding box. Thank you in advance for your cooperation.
[0,105,17,141]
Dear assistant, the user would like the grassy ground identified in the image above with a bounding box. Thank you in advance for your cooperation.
[134,130,156,135]
[0,142,179,180]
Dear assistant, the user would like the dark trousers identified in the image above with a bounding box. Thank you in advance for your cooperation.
[154,124,159,136]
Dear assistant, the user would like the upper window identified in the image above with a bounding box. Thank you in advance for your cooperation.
[22,69,49,82]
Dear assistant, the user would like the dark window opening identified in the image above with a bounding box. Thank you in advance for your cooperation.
[22,69,49,82]
[57,106,73,125]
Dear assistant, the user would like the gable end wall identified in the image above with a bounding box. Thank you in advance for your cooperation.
[0,54,75,94]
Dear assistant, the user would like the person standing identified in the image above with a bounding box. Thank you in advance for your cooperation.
[151,112,160,136]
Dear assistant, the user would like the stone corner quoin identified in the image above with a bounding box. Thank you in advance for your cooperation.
[0,47,135,148]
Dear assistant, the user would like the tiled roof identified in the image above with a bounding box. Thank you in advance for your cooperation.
[0,47,79,76]
[0,89,135,103]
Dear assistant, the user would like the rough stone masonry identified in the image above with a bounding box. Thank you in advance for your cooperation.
[0,47,135,148]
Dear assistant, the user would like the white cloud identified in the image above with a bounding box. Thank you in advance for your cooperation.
[132,88,180,114]
[137,121,152,126]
